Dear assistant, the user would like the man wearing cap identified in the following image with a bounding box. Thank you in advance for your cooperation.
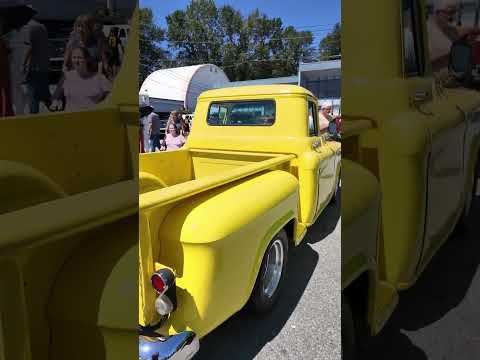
[427,0,480,72]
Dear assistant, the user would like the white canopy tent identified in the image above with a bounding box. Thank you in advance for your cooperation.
[139,64,230,113]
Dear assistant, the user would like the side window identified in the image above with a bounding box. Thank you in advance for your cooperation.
[207,100,275,126]
[402,0,425,77]
[308,101,318,137]
[425,0,473,76]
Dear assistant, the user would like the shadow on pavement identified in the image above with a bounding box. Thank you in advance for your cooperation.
[306,190,341,245]
[196,243,319,359]
[361,195,480,359]
[195,192,342,359]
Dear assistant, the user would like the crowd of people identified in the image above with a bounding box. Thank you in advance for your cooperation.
[139,101,339,153]
[0,3,128,117]
[140,107,191,153]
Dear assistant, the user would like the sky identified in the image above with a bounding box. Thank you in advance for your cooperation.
[140,0,340,46]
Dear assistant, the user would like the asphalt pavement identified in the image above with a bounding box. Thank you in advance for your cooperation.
[360,190,480,360]
[195,193,341,360]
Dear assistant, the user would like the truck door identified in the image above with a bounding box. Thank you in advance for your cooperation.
[422,102,466,257]
[308,99,335,215]
[409,0,467,262]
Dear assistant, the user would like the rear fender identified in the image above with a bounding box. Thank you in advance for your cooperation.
[247,212,296,302]
[341,159,398,335]
[0,161,66,214]
[157,170,298,338]
[47,216,137,360]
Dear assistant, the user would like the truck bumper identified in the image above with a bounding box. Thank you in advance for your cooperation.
[139,331,199,360]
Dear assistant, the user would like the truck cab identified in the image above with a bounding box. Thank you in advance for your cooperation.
[342,0,480,357]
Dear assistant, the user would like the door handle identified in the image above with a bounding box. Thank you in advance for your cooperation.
[410,90,434,116]
[411,91,430,104]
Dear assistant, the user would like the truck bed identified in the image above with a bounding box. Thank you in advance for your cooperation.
[139,149,299,331]
[139,148,295,210]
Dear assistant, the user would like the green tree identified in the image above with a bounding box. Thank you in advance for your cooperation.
[318,23,341,60]
[218,5,245,80]
[164,1,314,81]
[166,0,223,66]
[273,25,314,77]
[139,8,168,86]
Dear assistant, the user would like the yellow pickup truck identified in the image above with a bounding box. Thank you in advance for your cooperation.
[139,85,341,359]
[0,9,138,360]
[341,0,480,358]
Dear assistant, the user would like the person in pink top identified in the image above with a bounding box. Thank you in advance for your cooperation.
[164,123,186,151]
[51,46,112,112]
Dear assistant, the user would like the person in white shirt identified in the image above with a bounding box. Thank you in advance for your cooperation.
[51,46,112,112]
[163,123,186,151]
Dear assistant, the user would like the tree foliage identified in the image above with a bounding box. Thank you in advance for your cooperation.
[163,0,315,81]
[318,23,341,60]
[139,8,168,86]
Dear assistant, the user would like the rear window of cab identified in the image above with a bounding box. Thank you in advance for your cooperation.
[207,100,276,126]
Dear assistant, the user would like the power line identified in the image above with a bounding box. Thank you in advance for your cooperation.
[161,69,215,94]
[141,55,315,73]
[220,58,293,69]
[141,46,326,66]
[140,45,325,72]
[140,35,322,46]
[139,29,335,46]
[292,23,339,29]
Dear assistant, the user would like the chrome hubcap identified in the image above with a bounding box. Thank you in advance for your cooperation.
[262,239,284,298]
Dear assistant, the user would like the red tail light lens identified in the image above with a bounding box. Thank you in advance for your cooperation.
[151,273,166,294]
[151,268,175,295]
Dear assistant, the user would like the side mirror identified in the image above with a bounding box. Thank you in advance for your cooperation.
[325,134,341,142]
[449,40,473,86]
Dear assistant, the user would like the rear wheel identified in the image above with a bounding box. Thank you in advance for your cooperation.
[248,229,288,314]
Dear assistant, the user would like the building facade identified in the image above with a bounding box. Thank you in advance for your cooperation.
[219,59,341,114]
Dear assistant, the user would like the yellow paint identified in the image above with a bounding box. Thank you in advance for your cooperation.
[0,7,139,360]
[342,0,480,337]
[139,85,341,337]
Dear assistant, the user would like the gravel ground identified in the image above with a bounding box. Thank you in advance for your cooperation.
[195,194,341,360]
